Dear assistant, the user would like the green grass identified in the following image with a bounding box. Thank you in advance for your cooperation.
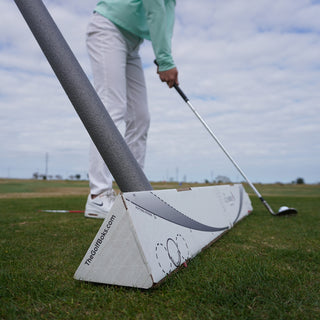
[0,180,319,319]
[0,179,89,195]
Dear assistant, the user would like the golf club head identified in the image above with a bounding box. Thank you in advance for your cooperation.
[276,206,298,216]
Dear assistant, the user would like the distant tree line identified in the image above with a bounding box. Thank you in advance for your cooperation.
[294,177,305,184]
[32,172,84,180]
[204,176,306,185]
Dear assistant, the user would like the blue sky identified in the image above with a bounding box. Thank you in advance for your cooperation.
[1,0,320,184]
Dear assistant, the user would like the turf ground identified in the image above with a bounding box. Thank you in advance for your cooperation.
[0,179,319,319]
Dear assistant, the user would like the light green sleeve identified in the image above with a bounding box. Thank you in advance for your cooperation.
[142,0,176,71]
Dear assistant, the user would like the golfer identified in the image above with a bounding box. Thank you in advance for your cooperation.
[84,0,179,218]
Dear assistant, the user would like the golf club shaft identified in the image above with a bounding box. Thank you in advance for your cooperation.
[173,84,275,215]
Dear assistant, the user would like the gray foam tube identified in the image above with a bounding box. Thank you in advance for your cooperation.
[14,0,152,192]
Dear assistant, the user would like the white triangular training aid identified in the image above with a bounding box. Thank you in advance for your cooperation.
[74,184,252,289]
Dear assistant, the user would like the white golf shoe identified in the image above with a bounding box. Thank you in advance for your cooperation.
[84,190,117,219]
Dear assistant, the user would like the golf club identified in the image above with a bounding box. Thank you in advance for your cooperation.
[170,81,297,216]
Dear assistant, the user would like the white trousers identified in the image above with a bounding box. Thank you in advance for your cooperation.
[86,13,150,195]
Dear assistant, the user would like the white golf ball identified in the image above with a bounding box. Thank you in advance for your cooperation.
[279,206,289,212]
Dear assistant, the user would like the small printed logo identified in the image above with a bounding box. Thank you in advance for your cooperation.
[224,192,236,206]
[84,214,116,266]
[166,238,181,267]
[93,202,103,207]
[155,234,190,274]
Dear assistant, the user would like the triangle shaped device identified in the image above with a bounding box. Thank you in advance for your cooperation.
[74,184,252,289]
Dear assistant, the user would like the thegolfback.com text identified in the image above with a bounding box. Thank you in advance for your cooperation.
[84,214,116,266]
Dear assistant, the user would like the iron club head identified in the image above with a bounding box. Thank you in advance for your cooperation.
[276,206,298,216]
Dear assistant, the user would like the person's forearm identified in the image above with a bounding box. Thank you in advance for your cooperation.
[143,0,176,71]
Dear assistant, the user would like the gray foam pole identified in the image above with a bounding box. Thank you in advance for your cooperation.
[14,0,152,192]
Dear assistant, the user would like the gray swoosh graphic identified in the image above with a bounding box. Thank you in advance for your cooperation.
[125,190,243,232]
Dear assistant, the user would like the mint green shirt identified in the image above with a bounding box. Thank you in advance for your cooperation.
[95,0,176,71]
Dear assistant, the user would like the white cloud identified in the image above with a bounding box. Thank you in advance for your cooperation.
[1,0,319,184]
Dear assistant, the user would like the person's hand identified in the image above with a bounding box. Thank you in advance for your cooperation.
[157,67,179,88]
